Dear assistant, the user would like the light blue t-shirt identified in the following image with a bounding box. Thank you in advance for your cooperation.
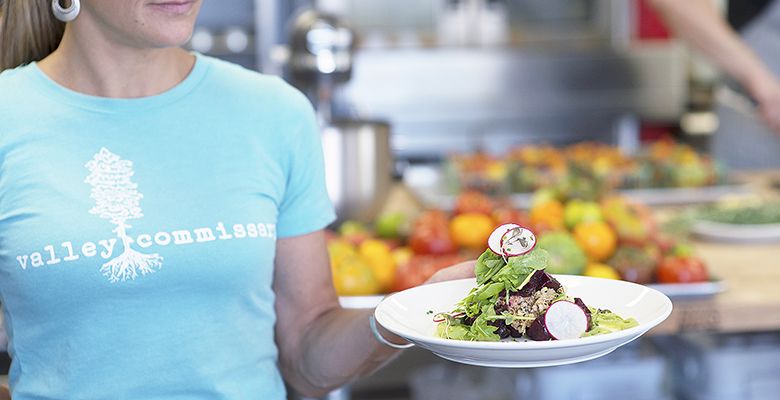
[0,54,335,399]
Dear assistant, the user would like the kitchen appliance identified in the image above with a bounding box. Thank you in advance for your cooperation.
[321,120,393,224]
[287,8,394,223]
[288,8,355,122]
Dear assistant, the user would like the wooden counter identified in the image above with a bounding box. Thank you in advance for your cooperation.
[652,170,780,335]
[652,240,780,334]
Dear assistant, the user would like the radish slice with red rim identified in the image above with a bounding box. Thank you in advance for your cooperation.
[488,224,536,257]
[543,300,588,340]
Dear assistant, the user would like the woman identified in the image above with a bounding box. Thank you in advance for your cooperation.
[649,0,780,168]
[0,1,471,399]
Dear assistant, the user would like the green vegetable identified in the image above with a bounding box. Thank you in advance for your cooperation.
[697,202,780,225]
[582,308,639,337]
[474,249,505,285]
[438,248,551,340]
[537,232,587,275]
[492,249,550,290]
[436,305,501,341]
[436,246,636,342]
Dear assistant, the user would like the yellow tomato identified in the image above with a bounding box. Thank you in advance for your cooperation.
[332,255,381,296]
[359,239,396,291]
[583,263,621,280]
[392,246,413,267]
[328,239,357,271]
[449,212,496,250]
[573,221,618,262]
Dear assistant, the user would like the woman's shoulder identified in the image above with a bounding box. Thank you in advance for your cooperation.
[0,64,40,117]
[0,64,35,96]
[199,55,311,113]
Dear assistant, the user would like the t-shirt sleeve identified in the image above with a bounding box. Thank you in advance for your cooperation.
[276,93,337,238]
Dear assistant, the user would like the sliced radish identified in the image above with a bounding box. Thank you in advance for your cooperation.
[488,224,537,257]
[543,301,588,340]
[488,224,519,255]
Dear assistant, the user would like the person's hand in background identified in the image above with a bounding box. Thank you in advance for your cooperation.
[425,260,476,285]
[650,0,780,135]
[751,78,780,133]
[0,385,9,400]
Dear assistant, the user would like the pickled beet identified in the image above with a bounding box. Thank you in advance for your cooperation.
[518,270,562,297]
[527,315,553,341]
[573,297,592,331]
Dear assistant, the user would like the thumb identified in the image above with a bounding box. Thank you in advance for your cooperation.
[425,260,476,285]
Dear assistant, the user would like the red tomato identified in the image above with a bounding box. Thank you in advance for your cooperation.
[656,256,709,283]
[390,254,466,292]
[410,210,456,255]
[492,207,530,227]
[414,209,450,229]
[408,227,457,255]
[454,191,494,216]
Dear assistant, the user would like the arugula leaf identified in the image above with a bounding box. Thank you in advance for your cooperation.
[468,304,500,341]
[437,321,471,340]
[491,249,551,291]
[475,249,505,285]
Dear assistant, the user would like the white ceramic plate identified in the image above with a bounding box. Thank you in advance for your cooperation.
[403,165,747,209]
[692,220,780,242]
[647,279,726,298]
[374,275,672,368]
[619,184,749,206]
[339,295,384,309]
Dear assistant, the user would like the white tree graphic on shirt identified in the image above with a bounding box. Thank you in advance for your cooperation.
[85,148,163,282]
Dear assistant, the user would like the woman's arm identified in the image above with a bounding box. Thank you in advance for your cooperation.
[648,0,780,131]
[273,230,475,397]
[273,230,398,397]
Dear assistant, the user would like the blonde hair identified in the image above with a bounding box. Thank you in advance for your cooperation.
[0,1,66,71]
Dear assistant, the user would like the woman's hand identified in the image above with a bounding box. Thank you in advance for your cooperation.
[753,80,780,134]
[425,260,477,285]
[0,384,9,400]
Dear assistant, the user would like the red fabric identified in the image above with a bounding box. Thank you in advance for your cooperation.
[640,123,674,142]
[635,0,672,40]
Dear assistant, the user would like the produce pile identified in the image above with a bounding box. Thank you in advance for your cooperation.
[327,192,523,296]
[328,188,711,297]
[445,140,727,197]
[435,225,638,342]
[696,200,780,225]
[527,191,710,286]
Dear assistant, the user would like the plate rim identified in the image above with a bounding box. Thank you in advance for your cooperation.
[374,275,673,350]
[691,220,780,241]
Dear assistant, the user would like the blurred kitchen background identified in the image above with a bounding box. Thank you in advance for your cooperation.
[193,0,742,159]
[187,1,780,399]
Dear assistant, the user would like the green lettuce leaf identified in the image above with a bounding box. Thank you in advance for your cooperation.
[467,304,501,341]
[475,249,505,285]
[491,248,551,291]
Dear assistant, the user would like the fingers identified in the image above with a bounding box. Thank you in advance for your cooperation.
[757,96,780,134]
[425,260,477,285]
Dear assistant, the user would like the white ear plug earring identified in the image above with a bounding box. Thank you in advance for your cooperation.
[52,0,81,23]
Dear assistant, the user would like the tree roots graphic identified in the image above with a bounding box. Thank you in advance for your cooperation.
[101,249,163,283]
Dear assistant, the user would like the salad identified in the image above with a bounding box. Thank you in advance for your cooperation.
[435,224,638,342]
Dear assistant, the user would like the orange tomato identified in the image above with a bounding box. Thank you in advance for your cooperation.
[530,200,565,232]
[449,212,495,250]
[332,255,381,296]
[573,221,618,262]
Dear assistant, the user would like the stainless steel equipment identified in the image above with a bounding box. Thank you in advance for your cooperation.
[288,9,355,84]
[285,8,394,223]
[287,8,355,122]
[321,120,393,223]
